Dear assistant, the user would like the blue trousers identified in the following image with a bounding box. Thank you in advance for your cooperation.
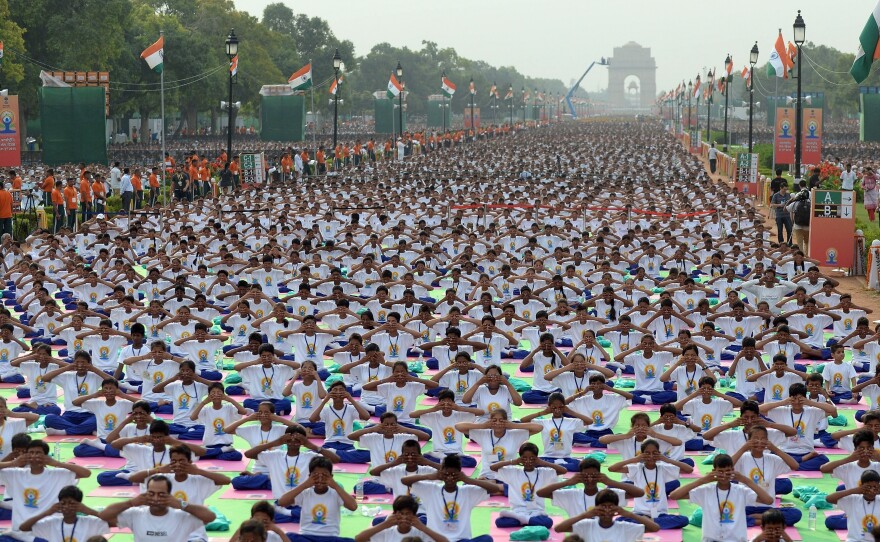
[857,409,868,422]
[826,513,847,530]
[148,402,174,415]
[573,428,612,446]
[98,469,131,486]
[621,513,689,529]
[45,411,97,435]
[815,429,838,448]
[495,514,553,528]
[13,403,61,416]
[362,479,389,495]
[199,369,223,381]
[789,451,829,471]
[397,421,432,439]
[167,423,205,441]
[540,456,581,472]
[0,374,25,384]
[299,421,326,436]
[746,505,801,527]
[632,390,677,405]
[201,444,243,461]
[243,398,292,415]
[829,391,854,404]
[73,439,121,458]
[521,390,552,404]
[232,473,271,490]
[777,478,793,495]
[425,452,477,468]
[426,358,440,370]
[274,505,301,524]
[322,442,371,464]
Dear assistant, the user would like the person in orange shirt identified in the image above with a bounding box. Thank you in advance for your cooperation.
[188,161,199,199]
[316,147,326,175]
[131,170,143,209]
[50,180,64,233]
[280,153,293,181]
[164,153,175,177]
[79,174,92,222]
[367,139,375,163]
[0,182,13,239]
[384,140,392,160]
[62,178,78,231]
[230,156,240,189]
[334,144,342,170]
[92,174,106,215]
[300,149,310,177]
[148,167,160,206]
[42,170,55,207]
[8,170,22,190]
[198,163,210,198]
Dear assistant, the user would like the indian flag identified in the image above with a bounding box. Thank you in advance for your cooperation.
[0,41,4,62]
[229,55,238,77]
[692,75,701,98]
[851,0,880,83]
[469,79,475,95]
[140,36,164,73]
[289,63,312,90]
[387,73,402,99]
[441,76,456,97]
[767,31,792,78]
[329,74,343,95]
[489,83,496,97]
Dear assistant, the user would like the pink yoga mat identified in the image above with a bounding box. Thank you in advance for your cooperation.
[88,486,139,498]
[572,445,617,454]
[640,532,687,542]
[220,488,274,500]
[69,456,126,469]
[478,496,510,508]
[42,435,90,442]
[627,498,679,509]
[628,404,661,411]
[815,447,849,455]
[196,458,251,472]
[745,527,802,541]
[333,462,371,474]
[779,471,825,479]
[488,512,568,540]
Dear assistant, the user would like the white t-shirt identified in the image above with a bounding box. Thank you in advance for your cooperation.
[625,462,678,516]
[378,464,437,514]
[376,382,426,423]
[682,399,733,433]
[628,351,672,392]
[18,362,60,405]
[294,487,344,536]
[165,381,209,426]
[420,411,473,454]
[360,433,412,469]
[822,362,858,393]
[240,364,295,400]
[117,506,205,542]
[237,424,287,473]
[260,449,320,500]
[837,494,880,542]
[552,487,627,518]
[196,403,241,447]
[410,481,488,542]
[572,518,645,542]
[690,482,757,542]
[734,452,790,496]
[0,418,27,457]
[537,416,584,458]
[290,380,322,423]
[495,466,556,514]
[129,360,179,402]
[768,405,825,454]
[0,467,76,529]
[320,403,359,445]
[52,372,104,412]
[32,514,110,542]
[83,398,133,440]
[570,393,629,432]
[470,428,529,480]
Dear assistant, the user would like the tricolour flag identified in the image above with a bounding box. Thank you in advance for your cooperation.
[229,55,238,77]
[329,74,343,95]
[289,63,312,90]
[787,41,798,65]
[726,56,733,76]
[469,80,475,95]
[851,0,880,83]
[741,66,751,87]
[693,75,701,99]
[0,41,4,63]
[489,83,497,97]
[504,88,513,100]
[141,36,164,73]
[441,76,456,97]
[767,31,793,79]
[387,73,402,99]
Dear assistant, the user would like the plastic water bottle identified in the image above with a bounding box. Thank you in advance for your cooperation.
[808,505,817,530]
[214,349,223,370]
[164,334,172,349]
[53,442,61,461]
[615,367,623,382]
[355,478,365,502]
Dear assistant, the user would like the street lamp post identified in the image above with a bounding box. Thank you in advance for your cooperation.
[508,85,513,125]
[723,54,731,150]
[225,29,238,167]
[793,10,806,181]
[749,42,759,154]
[706,70,712,143]
[492,81,497,126]
[332,49,341,156]
[396,62,404,147]
[521,87,526,123]
[695,75,701,144]
[687,80,692,139]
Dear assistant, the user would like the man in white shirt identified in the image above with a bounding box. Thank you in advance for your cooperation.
[840,163,857,192]
[120,168,134,215]
[99,475,216,542]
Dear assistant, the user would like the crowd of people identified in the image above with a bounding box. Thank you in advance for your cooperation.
[0,119,877,542]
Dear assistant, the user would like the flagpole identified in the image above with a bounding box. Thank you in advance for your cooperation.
[309,59,316,151]
[160,30,167,211]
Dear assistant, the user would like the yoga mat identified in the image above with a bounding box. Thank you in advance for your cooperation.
[572,445,617,454]
[333,462,371,474]
[627,498,679,509]
[780,471,825,479]
[745,527,802,541]
[629,404,661,411]
[488,512,567,539]
[220,488,274,500]
[42,435,90,442]
[69,456,127,469]
[478,495,510,508]
[815,448,850,455]
[197,458,251,472]
[641,531,688,542]
[88,486,139,498]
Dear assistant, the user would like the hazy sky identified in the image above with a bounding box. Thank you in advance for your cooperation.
[235,0,873,92]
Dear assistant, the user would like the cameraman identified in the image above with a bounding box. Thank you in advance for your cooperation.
[787,180,811,251]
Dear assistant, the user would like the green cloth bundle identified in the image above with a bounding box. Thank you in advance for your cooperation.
[206,506,230,531]
[508,377,532,393]
[223,372,242,385]
[585,451,607,463]
[510,526,550,541]
[701,449,726,465]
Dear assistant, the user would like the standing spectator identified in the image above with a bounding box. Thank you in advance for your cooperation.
[120,168,134,215]
[219,163,233,195]
[148,167,160,207]
[788,181,811,252]
[41,169,55,207]
[0,182,12,239]
[51,180,64,233]
[131,169,143,210]
[770,168,787,194]
[864,167,878,222]
[92,174,106,215]
[109,162,122,196]
[770,184,793,244]
[840,163,857,193]
[79,173,93,222]
[708,143,718,174]
[63,178,78,231]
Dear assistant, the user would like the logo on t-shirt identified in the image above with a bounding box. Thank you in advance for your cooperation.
[749,467,765,485]
[701,414,713,431]
[392,396,405,412]
[444,501,460,522]
[520,482,535,501]
[23,488,39,508]
[301,392,313,409]
[104,413,117,431]
[492,445,506,461]
[772,384,784,400]
[178,393,191,410]
[331,419,345,437]
[285,466,300,488]
[311,504,328,524]
[442,427,456,444]
[644,365,656,379]
[719,500,735,523]
[198,349,209,363]
[213,418,225,435]
[645,482,659,502]
[863,514,878,533]
[99,346,110,360]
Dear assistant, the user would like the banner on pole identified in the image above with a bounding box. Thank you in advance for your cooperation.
[735,153,759,195]
[809,190,855,267]
[0,95,21,167]
[463,107,481,129]
[802,107,823,166]
[774,107,795,164]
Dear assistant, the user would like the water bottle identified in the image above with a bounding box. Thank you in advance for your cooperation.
[355,478,365,502]
[808,504,817,530]
[164,334,172,349]
[53,442,61,461]
[615,367,623,382]
[214,349,223,370]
